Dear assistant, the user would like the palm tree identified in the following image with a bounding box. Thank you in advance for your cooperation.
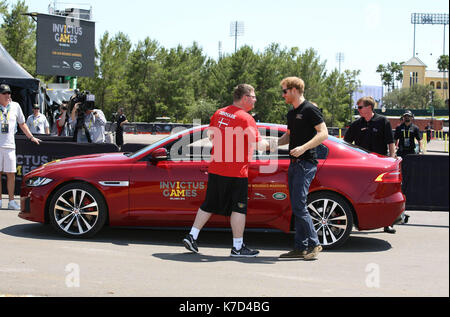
[376,62,403,92]
[437,55,449,101]
[437,55,449,72]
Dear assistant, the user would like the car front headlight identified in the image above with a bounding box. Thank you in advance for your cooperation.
[26,177,53,187]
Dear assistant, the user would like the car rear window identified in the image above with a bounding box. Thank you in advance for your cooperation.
[330,136,371,154]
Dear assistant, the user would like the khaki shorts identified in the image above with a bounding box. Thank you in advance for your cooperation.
[0,148,17,173]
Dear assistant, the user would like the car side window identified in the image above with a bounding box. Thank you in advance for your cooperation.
[187,136,212,161]
[254,128,329,160]
[163,130,211,162]
[254,128,288,160]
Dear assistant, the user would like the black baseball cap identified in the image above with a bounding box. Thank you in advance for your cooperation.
[0,84,12,94]
[402,110,414,118]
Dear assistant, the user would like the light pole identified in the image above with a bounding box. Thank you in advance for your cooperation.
[230,21,244,53]
[336,52,344,74]
[411,13,449,101]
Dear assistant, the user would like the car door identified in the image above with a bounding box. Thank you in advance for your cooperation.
[247,128,291,229]
[246,127,327,232]
[128,130,210,226]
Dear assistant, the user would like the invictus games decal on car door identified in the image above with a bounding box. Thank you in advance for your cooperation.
[160,181,206,200]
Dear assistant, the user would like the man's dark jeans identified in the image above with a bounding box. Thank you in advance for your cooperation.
[288,159,320,251]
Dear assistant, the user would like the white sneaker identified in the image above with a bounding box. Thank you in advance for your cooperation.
[8,200,20,210]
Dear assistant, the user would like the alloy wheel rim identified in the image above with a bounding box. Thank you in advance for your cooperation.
[53,189,99,235]
[308,198,348,246]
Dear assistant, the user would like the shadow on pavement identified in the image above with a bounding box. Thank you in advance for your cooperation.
[153,252,282,264]
[1,223,392,254]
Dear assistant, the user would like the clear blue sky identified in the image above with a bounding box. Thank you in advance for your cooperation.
[15,0,450,85]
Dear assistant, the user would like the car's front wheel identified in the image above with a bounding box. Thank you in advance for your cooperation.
[307,192,353,249]
[48,182,107,238]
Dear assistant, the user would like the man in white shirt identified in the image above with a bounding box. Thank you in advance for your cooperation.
[0,84,41,210]
[26,105,50,135]
[69,102,106,143]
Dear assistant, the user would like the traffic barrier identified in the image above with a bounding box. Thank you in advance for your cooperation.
[446,134,449,153]
[423,133,428,153]
[402,155,449,211]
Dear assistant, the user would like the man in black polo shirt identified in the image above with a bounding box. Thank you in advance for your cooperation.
[277,77,329,260]
[345,97,395,158]
[395,110,422,157]
[345,96,397,233]
[115,107,128,148]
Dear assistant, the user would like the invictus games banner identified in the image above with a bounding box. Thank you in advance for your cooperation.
[36,13,95,77]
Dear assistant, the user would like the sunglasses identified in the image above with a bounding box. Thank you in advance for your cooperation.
[1,92,11,95]
[358,104,370,110]
[282,88,292,95]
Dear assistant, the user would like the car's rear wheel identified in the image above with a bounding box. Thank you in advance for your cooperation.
[307,192,353,249]
[48,182,107,238]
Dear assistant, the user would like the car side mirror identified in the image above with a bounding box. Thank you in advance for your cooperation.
[150,148,168,161]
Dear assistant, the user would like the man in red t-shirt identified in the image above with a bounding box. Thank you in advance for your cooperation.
[183,84,271,257]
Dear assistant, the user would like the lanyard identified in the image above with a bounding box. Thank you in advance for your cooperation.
[403,127,411,139]
[33,114,40,128]
[0,105,11,123]
[88,114,94,130]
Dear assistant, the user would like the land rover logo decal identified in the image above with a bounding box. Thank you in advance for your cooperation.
[273,192,287,200]
[73,61,83,70]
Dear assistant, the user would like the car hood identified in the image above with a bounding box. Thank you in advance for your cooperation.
[27,153,131,175]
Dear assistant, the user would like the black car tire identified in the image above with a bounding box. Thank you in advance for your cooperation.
[307,192,354,249]
[48,182,107,238]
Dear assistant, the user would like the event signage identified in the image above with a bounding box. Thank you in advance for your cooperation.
[36,13,95,77]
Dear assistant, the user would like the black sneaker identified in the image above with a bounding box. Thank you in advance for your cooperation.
[183,234,199,253]
[230,244,259,258]
[403,214,410,224]
[303,245,323,261]
[384,226,396,234]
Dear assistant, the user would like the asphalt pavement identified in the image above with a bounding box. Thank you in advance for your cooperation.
[0,208,448,297]
[1,136,448,298]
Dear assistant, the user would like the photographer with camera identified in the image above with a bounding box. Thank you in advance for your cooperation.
[54,101,71,136]
[68,91,106,143]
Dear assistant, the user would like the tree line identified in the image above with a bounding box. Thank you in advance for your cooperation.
[0,0,360,128]
[1,1,447,129]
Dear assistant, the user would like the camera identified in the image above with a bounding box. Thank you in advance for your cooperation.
[68,89,96,114]
[68,90,96,143]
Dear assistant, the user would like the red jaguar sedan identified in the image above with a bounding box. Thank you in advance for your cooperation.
[19,124,405,248]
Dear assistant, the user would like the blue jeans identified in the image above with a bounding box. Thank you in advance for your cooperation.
[288,160,320,250]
